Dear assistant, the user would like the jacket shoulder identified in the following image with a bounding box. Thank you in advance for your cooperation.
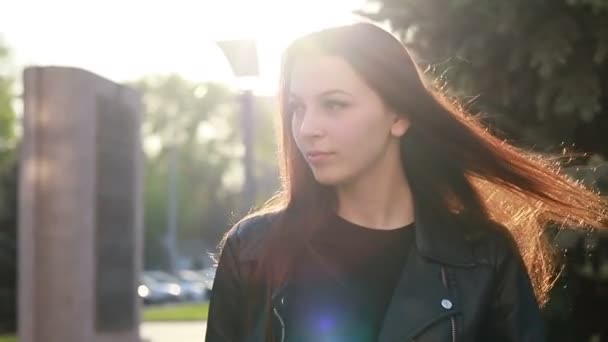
[469,220,522,269]
[225,211,280,261]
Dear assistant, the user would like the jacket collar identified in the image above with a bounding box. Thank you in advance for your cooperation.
[413,205,477,267]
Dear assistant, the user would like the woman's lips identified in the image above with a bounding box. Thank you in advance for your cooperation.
[306,151,335,164]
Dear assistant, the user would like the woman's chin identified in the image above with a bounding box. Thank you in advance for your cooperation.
[311,170,348,186]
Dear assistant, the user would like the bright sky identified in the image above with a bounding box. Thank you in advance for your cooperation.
[2,0,377,94]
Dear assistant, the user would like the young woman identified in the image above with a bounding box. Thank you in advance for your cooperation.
[205,22,607,342]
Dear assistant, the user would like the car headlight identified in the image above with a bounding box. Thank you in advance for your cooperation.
[168,284,181,296]
[138,285,150,298]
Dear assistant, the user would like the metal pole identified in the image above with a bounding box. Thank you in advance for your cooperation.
[166,146,179,273]
[241,90,256,214]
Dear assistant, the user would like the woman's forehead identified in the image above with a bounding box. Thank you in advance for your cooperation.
[289,55,367,99]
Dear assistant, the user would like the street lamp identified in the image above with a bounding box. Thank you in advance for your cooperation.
[164,40,260,274]
[217,39,260,215]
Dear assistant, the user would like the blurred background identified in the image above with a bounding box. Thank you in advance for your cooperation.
[1,0,608,341]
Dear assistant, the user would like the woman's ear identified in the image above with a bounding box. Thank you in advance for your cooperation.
[390,115,410,137]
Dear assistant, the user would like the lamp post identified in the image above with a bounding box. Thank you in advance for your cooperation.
[217,39,260,215]
[166,145,179,274]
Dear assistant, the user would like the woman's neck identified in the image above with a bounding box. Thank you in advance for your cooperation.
[335,157,414,230]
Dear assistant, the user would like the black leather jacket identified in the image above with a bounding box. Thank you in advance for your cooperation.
[205,213,545,341]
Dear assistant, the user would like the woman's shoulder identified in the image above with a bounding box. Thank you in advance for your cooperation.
[223,210,282,261]
[231,211,279,240]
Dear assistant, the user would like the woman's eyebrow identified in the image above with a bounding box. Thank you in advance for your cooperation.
[289,89,353,100]
[318,89,353,97]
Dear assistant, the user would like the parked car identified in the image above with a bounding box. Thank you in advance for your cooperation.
[177,269,210,301]
[138,273,182,304]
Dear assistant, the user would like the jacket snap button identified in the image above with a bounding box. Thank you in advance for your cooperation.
[441,299,453,309]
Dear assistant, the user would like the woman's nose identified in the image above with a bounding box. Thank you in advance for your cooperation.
[298,110,324,139]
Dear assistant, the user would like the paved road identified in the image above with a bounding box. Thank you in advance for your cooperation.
[141,321,206,342]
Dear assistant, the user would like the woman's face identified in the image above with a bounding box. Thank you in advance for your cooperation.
[288,54,409,186]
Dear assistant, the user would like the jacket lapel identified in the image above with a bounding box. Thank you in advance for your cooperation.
[377,248,461,341]
[377,206,480,341]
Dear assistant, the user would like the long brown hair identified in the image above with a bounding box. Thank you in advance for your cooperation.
[229,22,608,328]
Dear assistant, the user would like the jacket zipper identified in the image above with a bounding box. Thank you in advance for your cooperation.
[272,306,285,342]
[440,266,456,342]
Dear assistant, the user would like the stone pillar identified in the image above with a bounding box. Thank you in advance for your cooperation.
[19,67,143,342]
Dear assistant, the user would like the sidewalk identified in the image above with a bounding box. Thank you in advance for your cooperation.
[141,321,206,342]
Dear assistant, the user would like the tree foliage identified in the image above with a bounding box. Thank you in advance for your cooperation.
[362,0,608,154]
[0,37,17,334]
[131,75,278,269]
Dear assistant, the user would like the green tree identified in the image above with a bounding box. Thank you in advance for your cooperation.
[132,75,278,269]
[361,0,608,154]
[0,42,15,149]
[0,37,17,333]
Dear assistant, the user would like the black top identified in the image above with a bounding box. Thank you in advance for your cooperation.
[284,215,415,342]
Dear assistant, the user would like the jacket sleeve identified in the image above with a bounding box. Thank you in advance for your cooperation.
[485,235,546,342]
[205,233,244,341]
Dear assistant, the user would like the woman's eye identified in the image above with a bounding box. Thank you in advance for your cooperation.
[324,99,349,111]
